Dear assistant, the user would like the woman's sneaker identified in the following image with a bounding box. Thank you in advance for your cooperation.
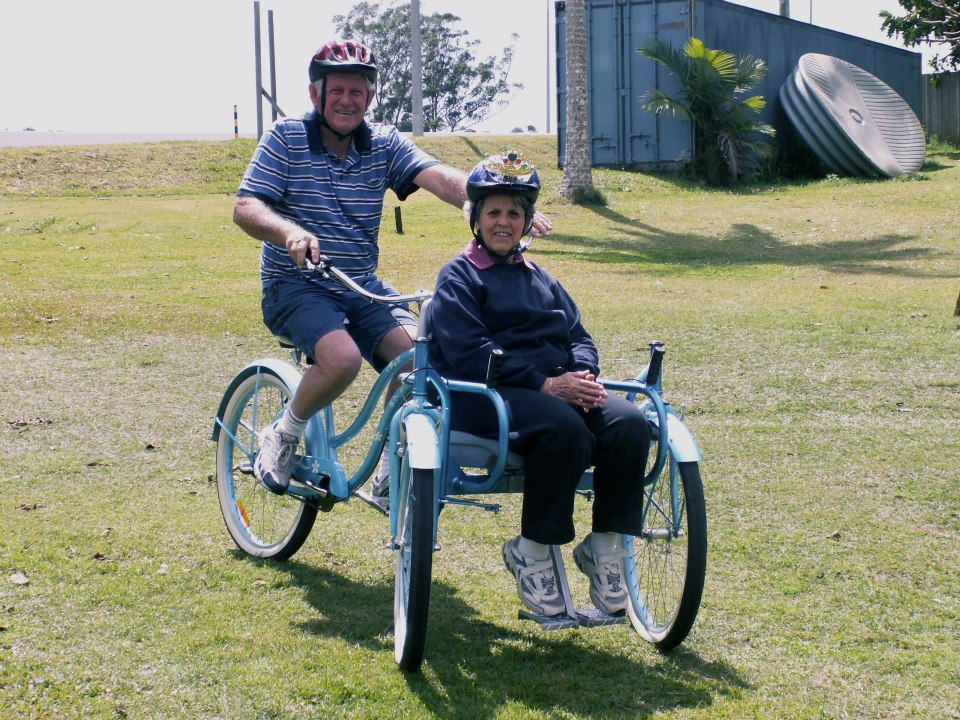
[573,535,629,614]
[502,536,565,617]
[254,423,299,495]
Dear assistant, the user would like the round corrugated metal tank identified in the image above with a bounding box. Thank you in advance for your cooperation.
[780,53,926,177]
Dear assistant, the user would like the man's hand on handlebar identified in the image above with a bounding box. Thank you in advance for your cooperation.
[285,231,321,267]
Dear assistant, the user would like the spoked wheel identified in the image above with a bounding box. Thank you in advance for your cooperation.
[625,455,707,652]
[215,369,317,560]
[393,460,434,672]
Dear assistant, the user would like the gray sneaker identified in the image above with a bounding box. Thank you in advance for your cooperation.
[370,468,390,511]
[502,536,565,617]
[254,423,299,495]
[573,535,629,614]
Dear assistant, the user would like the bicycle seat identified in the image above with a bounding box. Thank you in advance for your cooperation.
[448,430,524,470]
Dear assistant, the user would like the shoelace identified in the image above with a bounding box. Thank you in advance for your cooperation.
[518,558,559,602]
[273,433,298,469]
[593,548,628,593]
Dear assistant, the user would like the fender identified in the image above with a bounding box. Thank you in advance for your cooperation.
[211,358,303,442]
[404,413,440,469]
[665,413,703,463]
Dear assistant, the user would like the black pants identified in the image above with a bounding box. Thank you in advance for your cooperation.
[451,388,651,545]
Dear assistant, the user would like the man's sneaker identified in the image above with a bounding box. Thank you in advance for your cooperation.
[502,536,565,617]
[370,468,390,511]
[573,534,629,614]
[254,423,299,495]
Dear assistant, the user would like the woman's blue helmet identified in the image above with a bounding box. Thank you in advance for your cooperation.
[466,152,541,205]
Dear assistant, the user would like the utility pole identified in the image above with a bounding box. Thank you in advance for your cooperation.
[411,0,424,135]
[546,0,551,134]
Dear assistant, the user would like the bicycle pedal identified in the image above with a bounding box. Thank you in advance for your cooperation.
[574,608,628,627]
[517,610,580,631]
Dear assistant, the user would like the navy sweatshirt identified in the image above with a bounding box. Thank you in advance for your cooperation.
[427,246,600,391]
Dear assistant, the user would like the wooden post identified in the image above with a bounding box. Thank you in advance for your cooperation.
[394,207,404,234]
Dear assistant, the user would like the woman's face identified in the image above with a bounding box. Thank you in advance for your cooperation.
[477,195,525,255]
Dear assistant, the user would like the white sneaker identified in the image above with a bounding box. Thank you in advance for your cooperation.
[502,536,565,617]
[254,423,299,495]
[573,534,629,614]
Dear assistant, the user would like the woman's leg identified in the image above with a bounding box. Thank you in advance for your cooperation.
[583,395,650,536]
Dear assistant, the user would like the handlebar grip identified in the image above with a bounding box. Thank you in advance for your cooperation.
[485,349,505,388]
[646,341,665,388]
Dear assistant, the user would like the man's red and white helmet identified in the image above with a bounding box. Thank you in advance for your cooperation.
[309,40,378,83]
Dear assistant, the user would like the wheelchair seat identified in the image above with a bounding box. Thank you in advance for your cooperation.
[448,430,524,470]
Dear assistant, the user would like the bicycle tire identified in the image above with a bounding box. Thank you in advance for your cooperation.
[625,459,707,652]
[216,369,317,561]
[393,465,434,672]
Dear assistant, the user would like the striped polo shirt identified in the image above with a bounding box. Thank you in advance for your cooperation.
[238,109,439,289]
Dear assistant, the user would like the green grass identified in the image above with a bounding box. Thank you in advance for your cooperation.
[1,136,958,719]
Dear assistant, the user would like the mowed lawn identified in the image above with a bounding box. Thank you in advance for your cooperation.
[1,136,958,719]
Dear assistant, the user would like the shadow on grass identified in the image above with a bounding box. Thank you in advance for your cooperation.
[540,206,952,279]
[275,559,747,718]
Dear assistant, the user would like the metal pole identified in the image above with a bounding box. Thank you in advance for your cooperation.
[254,1,264,138]
[546,0,551,134]
[411,0,424,135]
[268,10,278,122]
[779,0,789,18]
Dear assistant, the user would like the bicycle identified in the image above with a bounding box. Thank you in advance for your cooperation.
[212,257,707,672]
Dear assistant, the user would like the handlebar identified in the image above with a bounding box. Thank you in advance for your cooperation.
[305,255,433,306]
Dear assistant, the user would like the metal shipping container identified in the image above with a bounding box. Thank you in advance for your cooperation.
[556,0,923,169]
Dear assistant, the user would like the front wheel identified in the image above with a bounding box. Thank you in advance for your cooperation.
[625,458,707,652]
[215,369,317,560]
[393,463,434,672]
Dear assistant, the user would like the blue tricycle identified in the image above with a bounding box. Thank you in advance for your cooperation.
[212,258,707,672]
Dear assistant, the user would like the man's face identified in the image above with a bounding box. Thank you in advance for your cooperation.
[311,72,374,136]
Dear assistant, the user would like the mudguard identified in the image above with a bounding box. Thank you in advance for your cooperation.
[211,358,304,442]
[404,413,440,469]
[664,413,703,463]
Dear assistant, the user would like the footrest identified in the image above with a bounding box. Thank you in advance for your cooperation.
[575,608,628,627]
[518,610,580,630]
[517,607,628,630]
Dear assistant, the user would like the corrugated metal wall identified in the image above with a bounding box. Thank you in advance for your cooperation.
[556,0,924,169]
[921,73,960,145]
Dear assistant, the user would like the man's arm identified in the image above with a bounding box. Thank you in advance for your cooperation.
[233,195,319,266]
[412,164,469,209]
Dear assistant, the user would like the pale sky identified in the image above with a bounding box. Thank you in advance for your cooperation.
[0,0,936,135]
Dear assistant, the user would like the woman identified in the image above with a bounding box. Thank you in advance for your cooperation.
[427,153,651,617]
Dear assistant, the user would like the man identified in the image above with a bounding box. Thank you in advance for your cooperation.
[233,40,550,502]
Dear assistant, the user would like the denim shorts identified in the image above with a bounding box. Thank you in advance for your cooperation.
[261,275,415,370]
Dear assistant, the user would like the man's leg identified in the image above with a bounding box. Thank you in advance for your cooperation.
[255,329,362,495]
[289,328,364,420]
[368,325,416,507]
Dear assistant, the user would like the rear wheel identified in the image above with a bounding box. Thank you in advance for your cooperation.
[215,369,317,560]
[393,462,434,672]
[625,457,706,651]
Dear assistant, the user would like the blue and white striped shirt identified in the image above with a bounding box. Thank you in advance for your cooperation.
[238,110,439,288]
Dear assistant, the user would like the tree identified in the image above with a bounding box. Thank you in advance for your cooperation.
[559,0,601,204]
[333,2,521,131]
[881,0,960,71]
[637,37,775,185]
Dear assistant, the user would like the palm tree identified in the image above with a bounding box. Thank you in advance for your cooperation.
[559,0,598,202]
[638,37,775,184]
